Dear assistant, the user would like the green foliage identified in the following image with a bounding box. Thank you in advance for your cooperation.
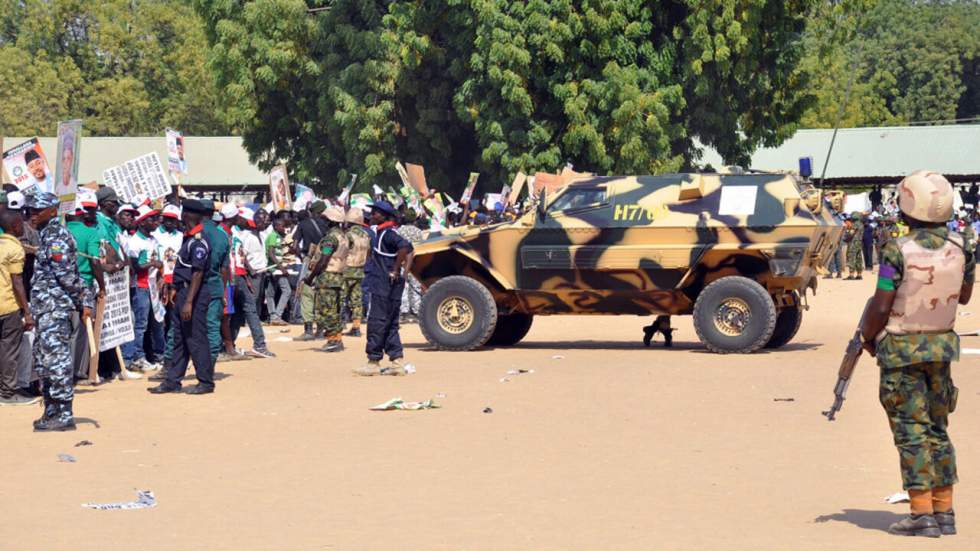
[0,0,231,137]
[197,0,816,193]
[801,0,980,128]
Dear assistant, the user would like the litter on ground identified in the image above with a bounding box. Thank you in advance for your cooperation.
[370,397,439,411]
[83,490,157,510]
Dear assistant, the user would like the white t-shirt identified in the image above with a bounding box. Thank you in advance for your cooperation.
[234,227,267,274]
[153,227,183,283]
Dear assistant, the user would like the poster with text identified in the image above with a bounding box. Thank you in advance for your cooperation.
[2,138,52,193]
[165,128,187,175]
[269,164,291,212]
[99,270,135,352]
[54,119,83,215]
[102,152,172,204]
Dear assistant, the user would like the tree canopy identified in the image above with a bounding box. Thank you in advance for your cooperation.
[195,0,816,194]
[0,0,232,137]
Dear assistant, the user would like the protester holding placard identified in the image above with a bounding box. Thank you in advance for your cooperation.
[66,189,105,381]
[123,205,165,372]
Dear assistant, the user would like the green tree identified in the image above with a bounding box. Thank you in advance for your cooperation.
[801,0,980,127]
[0,0,232,138]
[199,0,816,193]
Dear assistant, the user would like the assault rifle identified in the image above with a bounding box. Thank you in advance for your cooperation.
[822,298,872,421]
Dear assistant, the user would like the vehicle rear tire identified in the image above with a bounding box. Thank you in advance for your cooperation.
[693,276,777,354]
[486,313,534,346]
[419,276,498,351]
[765,294,803,349]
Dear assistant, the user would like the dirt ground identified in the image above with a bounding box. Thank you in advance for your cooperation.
[3,276,980,550]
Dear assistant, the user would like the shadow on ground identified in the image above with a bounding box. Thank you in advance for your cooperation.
[814,509,905,533]
[408,341,822,353]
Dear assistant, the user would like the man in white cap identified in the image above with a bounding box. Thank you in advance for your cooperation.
[231,207,274,357]
[66,188,105,381]
[149,204,184,380]
[122,204,165,372]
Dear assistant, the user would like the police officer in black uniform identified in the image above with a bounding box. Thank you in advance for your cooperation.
[355,201,413,376]
[148,199,215,395]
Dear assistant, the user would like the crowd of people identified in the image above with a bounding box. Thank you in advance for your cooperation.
[0,183,425,431]
[825,190,980,281]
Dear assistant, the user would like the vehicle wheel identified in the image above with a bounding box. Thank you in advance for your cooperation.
[486,313,534,346]
[693,276,777,354]
[765,294,803,349]
[419,276,498,351]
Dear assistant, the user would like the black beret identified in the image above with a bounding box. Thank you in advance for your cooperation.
[181,198,207,214]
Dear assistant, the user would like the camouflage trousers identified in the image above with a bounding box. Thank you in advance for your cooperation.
[400,274,422,316]
[879,361,958,491]
[315,273,345,336]
[846,241,863,273]
[343,276,364,322]
[33,313,74,402]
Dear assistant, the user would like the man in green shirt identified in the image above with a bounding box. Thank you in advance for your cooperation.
[66,189,106,381]
[200,200,233,365]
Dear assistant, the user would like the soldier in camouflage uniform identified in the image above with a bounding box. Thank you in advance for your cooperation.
[396,210,425,320]
[305,206,348,352]
[27,192,93,431]
[844,213,864,280]
[861,171,974,537]
[343,207,369,337]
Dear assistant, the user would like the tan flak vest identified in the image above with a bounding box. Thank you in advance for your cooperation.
[345,227,370,269]
[885,232,966,335]
[325,228,349,273]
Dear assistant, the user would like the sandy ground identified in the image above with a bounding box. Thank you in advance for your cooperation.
[3,276,980,550]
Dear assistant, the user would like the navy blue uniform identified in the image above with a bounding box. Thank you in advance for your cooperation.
[364,224,412,361]
[165,224,213,390]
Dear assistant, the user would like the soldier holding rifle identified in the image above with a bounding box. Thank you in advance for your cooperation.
[858,171,974,537]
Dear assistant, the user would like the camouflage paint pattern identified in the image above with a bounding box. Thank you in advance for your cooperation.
[343,276,364,321]
[879,361,958,491]
[315,272,345,335]
[411,173,841,316]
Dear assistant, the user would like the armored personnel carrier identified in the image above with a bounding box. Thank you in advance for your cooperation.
[409,173,842,353]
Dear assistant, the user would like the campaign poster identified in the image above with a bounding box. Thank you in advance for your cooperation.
[103,152,172,204]
[55,119,83,215]
[165,128,188,175]
[460,172,480,205]
[507,172,527,206]
[269,164,291,212]
[99,270,135,352]
[2,138,53,193]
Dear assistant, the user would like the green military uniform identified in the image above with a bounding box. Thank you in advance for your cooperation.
[314,227,347,337]
[845,219,864,275]
[877,227,974,492]
[203,219,230,364]
[343,225,370,323]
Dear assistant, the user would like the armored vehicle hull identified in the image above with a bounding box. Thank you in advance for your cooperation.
[411,173,841,353]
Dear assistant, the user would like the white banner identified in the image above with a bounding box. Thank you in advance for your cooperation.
[103,152,172,205]
[99,270,135,352]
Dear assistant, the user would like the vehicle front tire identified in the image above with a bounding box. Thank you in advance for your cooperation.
[486,313,534,346]
[765,294,803,349]
[693,276,777,354]
[419,276,498,351]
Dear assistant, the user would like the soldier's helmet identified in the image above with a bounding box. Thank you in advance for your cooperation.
[897,170,955,223]
[324,206,345,223]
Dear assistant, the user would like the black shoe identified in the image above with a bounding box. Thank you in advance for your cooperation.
[642,325,655,347]
[183,384,214,395]
[147,384,181,394]
[663,329,674,348]
[346,328,362,337]
[293,331,318,342]
[855,275,863,280]
[34,401,76,432]
[888,514,941,538]
[320,341,345,353]
[934,511,956,536]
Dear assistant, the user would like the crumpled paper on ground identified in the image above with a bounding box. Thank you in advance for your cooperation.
[371,397,439,411]
[83,490,157,510]
[884,491,909,504]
